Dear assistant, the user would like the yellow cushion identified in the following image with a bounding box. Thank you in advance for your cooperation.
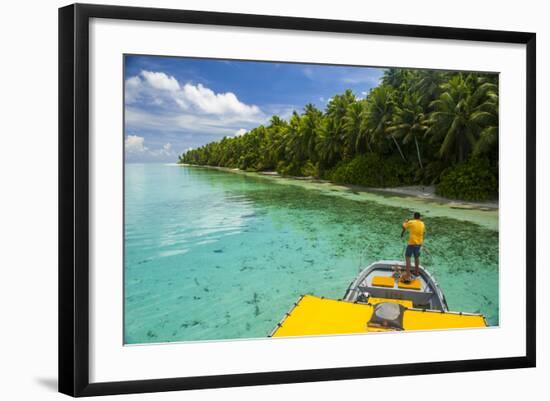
[372,276,395,288]
[368,297,413,308]
[398,279,421,290]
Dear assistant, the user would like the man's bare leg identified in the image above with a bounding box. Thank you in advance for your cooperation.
[414,256,420,277]
[404,256,412,281]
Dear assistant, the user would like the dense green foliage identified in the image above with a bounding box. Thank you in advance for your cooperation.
[326,154,414,188]
[179,69,499,201]
[436,159,498,201]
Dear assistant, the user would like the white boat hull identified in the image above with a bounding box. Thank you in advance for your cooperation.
[343,260,449,311]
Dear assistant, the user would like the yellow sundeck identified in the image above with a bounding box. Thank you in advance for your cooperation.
[271,261,487,337]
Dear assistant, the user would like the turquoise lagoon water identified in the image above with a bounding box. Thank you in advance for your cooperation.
[124,164,499,344]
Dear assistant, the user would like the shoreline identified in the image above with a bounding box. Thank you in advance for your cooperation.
[255,171,498,210]
[357,186,498,210]
[177,164,499,230]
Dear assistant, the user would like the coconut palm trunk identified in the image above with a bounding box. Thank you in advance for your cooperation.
[366,139,373,153]
[414,136,423,169]
[391,134,407,162]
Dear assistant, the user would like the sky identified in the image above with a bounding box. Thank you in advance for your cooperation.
[124,55,385,163]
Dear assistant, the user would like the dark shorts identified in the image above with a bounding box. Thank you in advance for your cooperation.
[405,245,422,258]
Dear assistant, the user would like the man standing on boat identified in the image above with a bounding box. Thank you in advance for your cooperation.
[401,212,425,282]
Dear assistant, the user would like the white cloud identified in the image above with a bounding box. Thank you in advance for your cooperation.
[123,70,295,159]
[125,103,266,138]
[125,70,262,121]
[126,76,141,87]
[125,76,142,103]
[149,142,175,158]
[140,70,180,92]
[125,135,147,153]
[124,135,178,161]
[175,83,261,117]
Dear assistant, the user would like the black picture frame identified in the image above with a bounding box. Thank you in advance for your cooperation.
[59,3,536,397]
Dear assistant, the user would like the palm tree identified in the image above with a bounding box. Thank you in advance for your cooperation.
[266,115,289,163]
[326,90,356,122]
[271,134,289,165]
[427,74,498,162]
[300,104,323,161]
[342,101,366,156]
[413,70,447,106]
[321,92,355,164]
[471,75,499,157]
[387,92,428,168]
[316,118,341,169]
[365,86,406,161]
[285,112,304,163]
[358,112,373,153]
[382,68,411,89]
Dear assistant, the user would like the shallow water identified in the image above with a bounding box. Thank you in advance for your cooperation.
[124,164,499,344]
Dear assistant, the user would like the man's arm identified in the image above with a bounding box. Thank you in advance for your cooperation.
[401,220,408,237]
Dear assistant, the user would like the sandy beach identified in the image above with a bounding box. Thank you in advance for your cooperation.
[176,164,499,231]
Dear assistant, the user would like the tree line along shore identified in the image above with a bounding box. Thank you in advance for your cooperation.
[178,68,498,202]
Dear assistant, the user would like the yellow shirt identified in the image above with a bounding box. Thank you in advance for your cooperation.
[403,219,425,245]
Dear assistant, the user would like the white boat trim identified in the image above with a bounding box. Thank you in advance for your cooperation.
[343,260,449,311]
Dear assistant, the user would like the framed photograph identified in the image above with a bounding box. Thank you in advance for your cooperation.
[59,3,536,397]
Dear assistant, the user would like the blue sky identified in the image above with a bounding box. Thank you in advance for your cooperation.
[124,55,384,162]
